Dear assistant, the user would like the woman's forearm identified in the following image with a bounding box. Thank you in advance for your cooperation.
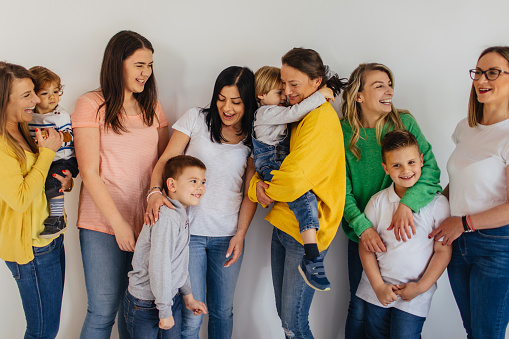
[236,157,257,237]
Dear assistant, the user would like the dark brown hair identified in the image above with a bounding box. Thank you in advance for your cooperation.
[99,30,158,133]
[381,129,420,163]
[281,47,346,97]
[162,155,206,192]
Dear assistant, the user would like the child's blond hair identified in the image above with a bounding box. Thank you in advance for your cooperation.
[29,66,63,95]
[254,66,283,99]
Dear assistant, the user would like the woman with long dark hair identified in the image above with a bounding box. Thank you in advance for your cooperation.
[145,66,257,339]
[72,30,169,338]
[250,48,346,338]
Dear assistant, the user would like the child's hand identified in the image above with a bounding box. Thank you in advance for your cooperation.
[318,86,335,102]
[387,203,415,242]
[373,283,398,306]
[395,282,423,302]
[183,295,208,316]
[159,315,174,330]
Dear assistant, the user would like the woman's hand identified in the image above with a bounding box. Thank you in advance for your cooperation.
[428,216,463,246]
[144,191,174,225]
[256,181,274,206]
[52,169,73,192]
[386,203,415,242]
[360,227,386,253]
[183,294,208,316]
[35,128,63,152]
[224,233,244,267]
[112,219,136,252]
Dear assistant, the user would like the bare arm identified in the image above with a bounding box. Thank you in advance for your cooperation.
[158,126,170,157]
[359,243,398,306]
[396,241,452,301]
[225,157,257,267]
[145,130,190,224]
[74,127,135,251]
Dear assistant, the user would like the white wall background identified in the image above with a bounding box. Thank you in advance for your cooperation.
[1,0,508,338]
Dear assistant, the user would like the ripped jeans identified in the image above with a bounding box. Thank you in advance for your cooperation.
[271,227,328,338]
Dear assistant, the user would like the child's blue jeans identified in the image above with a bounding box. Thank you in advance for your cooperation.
[124,289,182,339]
[365,302,425,339]
[252,135,319,233]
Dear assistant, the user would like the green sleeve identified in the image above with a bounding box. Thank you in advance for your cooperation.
[400,114,442,212]
[343,159,373,240]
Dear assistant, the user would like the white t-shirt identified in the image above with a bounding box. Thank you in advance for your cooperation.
[356,184,450,317]
[173,107,251,236]
[447,117,509,217]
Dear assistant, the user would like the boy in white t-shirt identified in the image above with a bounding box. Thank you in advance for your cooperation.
[356,129,452,339]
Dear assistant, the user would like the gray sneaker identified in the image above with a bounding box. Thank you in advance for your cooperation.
[39,215,67,239]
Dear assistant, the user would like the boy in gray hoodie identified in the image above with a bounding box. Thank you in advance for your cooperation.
[125,155,208,338]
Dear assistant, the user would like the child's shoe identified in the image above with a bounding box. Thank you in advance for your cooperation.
[298,254,331,291]
[39,215,67,238]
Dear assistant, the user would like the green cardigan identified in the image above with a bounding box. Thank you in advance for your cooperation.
[341,113,442,243]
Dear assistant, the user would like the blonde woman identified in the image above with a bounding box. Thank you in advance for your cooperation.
[341,63,441,338]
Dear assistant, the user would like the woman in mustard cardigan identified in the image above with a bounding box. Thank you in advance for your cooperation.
[0,62,71,338]
[249,48,346,338]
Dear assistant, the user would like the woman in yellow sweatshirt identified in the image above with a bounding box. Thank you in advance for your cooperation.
[249,48,346,338]
[0,62,71,338]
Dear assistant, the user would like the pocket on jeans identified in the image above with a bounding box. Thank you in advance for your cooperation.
[34,237,58,256]
[5,261,21,280]
[133,297,157,310]
[478,224,509,239]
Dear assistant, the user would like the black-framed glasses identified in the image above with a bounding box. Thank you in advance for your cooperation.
[469,68,509,81]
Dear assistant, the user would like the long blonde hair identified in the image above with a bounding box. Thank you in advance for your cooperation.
[468,46,509,127]
[341,63,407,160]
[0,62,38,169]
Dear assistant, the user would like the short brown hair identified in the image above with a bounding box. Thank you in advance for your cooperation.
[29,66,63,94]
[381,129,420,163]
[254,66,282,98]
[162,155,206,192]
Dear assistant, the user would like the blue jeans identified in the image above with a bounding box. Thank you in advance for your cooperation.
[79,229,133,339]
[271,227,328,339]
[365,302,425,339]
[345,239,367,339]
[448,225,509,339]
[181,235,243,339]
[124,290,182,339]
[5,235,65,339]
[253,136,319,233]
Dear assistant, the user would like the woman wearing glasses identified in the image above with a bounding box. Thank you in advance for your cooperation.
[430,46,509,339]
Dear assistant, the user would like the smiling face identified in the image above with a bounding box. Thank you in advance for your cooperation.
[259,86,286,106]
[382,145,423,198]
[357,70,394,119]
[216,85,245,129]
[6,78,40,127]
[35,81,60,114]
[474,52,509,108]
[281,64,321,105]
[122,48,153,96]
[166,166,207,208]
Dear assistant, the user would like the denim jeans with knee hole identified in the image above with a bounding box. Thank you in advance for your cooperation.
[79,228,133,339]
[448,225,509,339]
[271,227,328,339]
[181,235,243,339]
[253,136,319,233]
[345,240,367,339]
[5,235,65,339]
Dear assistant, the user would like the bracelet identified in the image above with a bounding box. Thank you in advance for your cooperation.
[462,216,474,233]
[147,186,162,194]
[64,178,74,192]
[146,190,163,203]
[466,215,476,231]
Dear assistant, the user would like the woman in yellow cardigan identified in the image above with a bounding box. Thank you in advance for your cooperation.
[249,48,346,338]
[0,62,71,338]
